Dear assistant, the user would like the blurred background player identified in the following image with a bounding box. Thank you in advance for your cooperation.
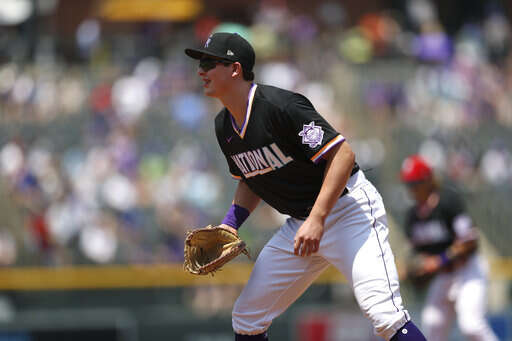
[400,154,498,341]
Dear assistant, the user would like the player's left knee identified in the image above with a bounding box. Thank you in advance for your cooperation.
[232,302,270,336]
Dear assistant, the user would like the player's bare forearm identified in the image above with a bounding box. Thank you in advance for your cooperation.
[294,142,355,257]
[309,141,355,222]
[409,237,479,277]
[220,181,261,235]
[232,180,261,212]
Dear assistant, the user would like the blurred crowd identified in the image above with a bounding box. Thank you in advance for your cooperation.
[0,0,511,267]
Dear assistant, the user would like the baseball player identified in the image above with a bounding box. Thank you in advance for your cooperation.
[400,155,498,341]
[184,32,426,341]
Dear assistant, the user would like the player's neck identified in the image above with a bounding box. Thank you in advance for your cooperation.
[220,81,253,126]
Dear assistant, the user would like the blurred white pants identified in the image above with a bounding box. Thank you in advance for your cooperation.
[421,254,498,341]
[232,171,410,340]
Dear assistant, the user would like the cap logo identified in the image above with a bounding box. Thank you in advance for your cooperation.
[298,121,324,148]
[227,50,234,56]
[204,37,211,48]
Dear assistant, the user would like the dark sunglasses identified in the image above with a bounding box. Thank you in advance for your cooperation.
[199,58,232,72]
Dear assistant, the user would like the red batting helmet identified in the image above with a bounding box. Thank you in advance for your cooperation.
[400,155,432,183]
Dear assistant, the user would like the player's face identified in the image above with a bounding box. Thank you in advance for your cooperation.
[197,57,234,97]
[406,180,432,204]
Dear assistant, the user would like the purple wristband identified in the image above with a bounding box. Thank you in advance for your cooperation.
[439,252,451,267]
[222,204,250,230]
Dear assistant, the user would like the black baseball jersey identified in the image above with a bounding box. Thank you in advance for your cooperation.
[404,188,473,255]
[215,83,350,219]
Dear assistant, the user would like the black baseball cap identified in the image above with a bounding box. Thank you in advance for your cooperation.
[185,32,255,75]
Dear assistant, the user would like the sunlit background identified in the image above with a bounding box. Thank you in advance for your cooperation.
[0,0,511,340]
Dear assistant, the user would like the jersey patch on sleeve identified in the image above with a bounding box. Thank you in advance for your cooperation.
[298,121,324,148]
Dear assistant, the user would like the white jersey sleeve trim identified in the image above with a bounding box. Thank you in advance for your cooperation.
[311,134,345,162]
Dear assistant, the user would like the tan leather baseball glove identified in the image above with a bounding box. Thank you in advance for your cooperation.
[183,225,250,276]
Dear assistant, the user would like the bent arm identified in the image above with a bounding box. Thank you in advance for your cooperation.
[233,180,261,212]
[417,229,478,275]
[220,180,261,233]
[293,141,355,256]
[309,141,355,222]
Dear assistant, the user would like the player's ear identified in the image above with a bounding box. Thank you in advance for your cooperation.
[231,62,242,78]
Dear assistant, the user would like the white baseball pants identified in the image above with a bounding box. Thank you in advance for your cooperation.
[421,254,498,341]
[233,171,410,340]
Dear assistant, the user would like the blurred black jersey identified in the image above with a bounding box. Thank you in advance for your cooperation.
[405,188,470,255]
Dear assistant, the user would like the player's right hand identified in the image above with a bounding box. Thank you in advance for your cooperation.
[294,216,324,257]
